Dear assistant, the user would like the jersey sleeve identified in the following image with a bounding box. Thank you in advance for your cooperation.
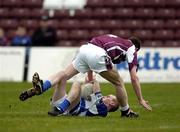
[95,92,103,99]
[86,102,108,117]
[85,92,108,117]
[127,51,139,71]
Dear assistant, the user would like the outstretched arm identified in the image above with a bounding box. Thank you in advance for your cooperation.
[130,66,152,111]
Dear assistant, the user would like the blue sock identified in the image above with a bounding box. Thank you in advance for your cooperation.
[42,80,52,92]
[57,99,70,112]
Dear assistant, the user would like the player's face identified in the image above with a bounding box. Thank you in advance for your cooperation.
[102,94,118,107]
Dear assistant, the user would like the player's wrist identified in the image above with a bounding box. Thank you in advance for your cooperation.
[138,97,144,102]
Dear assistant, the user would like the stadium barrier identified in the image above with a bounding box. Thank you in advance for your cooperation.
[0,47,25,81]
[0,47,179,82]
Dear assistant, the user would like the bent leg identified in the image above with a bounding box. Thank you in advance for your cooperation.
[52,82,67,103]
[54,81,81,113]
[99,69,128,107]
[51,81,80,107]
[48,63,79,87]
[51,63,79,102]
[48,81,81,116]
[66,82,81,111]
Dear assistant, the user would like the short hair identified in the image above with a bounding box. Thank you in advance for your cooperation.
[109,104,119,112]
[129,36,141,51]
[108,98,119,112]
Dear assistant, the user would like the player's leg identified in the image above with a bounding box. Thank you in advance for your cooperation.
[19,63,79,101]
[45,44,90,91]
[99,69,138,117]
[62,81,81,111]
[48,81,81,116]
[34,63,79,94]
[87,47,138,118]
[51,82,67,104]
[99,69,128,107]
[50,63,79,100]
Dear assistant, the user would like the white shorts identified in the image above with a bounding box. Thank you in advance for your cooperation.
[72,44,112,73]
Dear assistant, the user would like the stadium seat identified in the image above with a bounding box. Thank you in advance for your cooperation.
[92,8,113,18]
[165,19,180,29]
[144,20,165,29]
[80,19,101,29]
[69,30,89,40]
[54,9,70,18]
[2,0,22,7]
[103,0,124,7]
[57,30,69,40]
[86,0,103,8]
[114,8,134,18]
[165,40,180,47]
[143,40,163,47]
[48,19,59,29]
[122,20,143,29]
[165,0,180,7]
[20,19,39,29]
[23,0,43,8]
[174,30,180,40]
[90,30,110,38]
[133,30,153,40]
[154,30,174,40]
[112,30,131,38]
[10,8,31,18]
[155,8,175,19]
[57,19,81,29]
[0,8,9,18]
[124,0,144,7]
[0,19,18,29]
[101,20,122,29]
[143,0,165,7]
[57,40,76,47]
[30,8,49,18]
[175,9,180,18]
[74,8,93,18]
[134,8,155,18]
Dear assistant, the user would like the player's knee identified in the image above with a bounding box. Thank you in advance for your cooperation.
[111,77,124,88]
[113,80,123,88]
[72,81,81,89]
[59,71,69,80]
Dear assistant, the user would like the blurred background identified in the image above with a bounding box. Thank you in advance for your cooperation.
[0,0,180,83]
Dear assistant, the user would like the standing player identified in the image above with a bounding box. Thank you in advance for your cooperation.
[19,34,152,118]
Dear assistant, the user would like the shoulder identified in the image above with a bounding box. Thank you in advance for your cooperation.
[127,45,136,54]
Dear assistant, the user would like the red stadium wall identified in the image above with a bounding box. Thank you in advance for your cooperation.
[0,0,180,47]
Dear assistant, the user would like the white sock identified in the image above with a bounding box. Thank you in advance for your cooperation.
[120,104,129,111]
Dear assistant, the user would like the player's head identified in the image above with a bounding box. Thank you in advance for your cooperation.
[102,94,119,112]
[129,36,141,51]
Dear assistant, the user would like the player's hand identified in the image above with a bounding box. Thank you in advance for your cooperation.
[139,99,152,111]
[85,74,96,83]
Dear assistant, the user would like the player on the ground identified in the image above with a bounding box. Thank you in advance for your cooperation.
[19,34,152,118]
[48,73,119,117]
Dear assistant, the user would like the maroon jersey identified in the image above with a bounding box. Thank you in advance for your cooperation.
[89,34,138,71]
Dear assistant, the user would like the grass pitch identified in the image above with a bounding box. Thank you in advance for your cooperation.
[0,82,180,132]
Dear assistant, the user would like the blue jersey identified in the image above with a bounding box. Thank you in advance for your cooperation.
[68,92,108,117]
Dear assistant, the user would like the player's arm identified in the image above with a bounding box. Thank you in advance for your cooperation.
[85,70,101,93]
[129,65,152,111]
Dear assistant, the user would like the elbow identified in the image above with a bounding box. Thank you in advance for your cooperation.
[131,75,139,83]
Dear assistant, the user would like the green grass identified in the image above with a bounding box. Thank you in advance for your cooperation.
[0,82,180,132]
